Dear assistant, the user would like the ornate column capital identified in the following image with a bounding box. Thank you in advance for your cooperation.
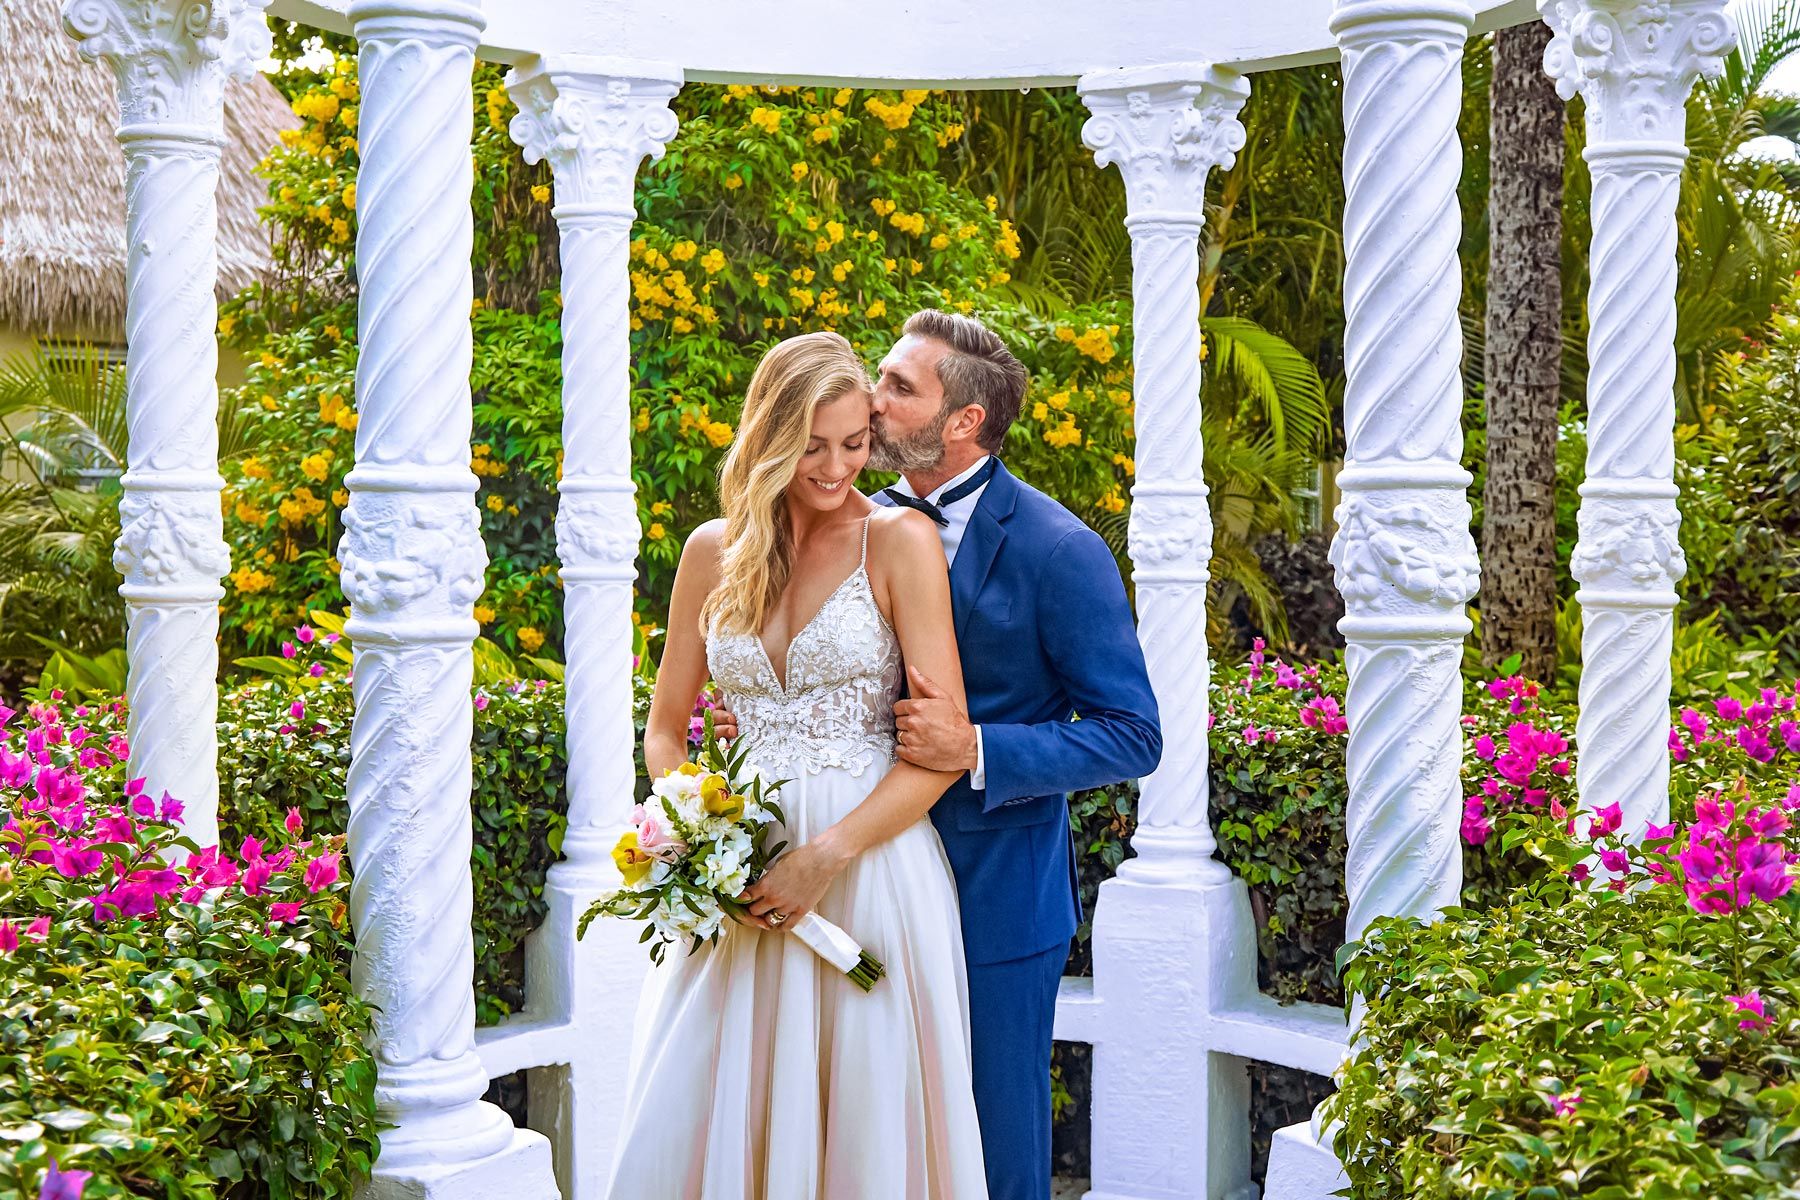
[1078,63,1248,223]
[61,0,271,135]
[1539,0,1734,146]
[505,55,683,216]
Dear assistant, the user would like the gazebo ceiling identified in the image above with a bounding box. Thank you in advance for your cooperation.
[272,0,1539,80]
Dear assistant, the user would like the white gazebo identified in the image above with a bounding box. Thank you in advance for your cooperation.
[59,0,1729,1196]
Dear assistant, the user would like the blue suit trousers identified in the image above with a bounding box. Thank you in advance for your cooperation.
[968,940,1070,1200]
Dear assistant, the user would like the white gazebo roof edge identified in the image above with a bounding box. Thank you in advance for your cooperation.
[270,0,1541,80]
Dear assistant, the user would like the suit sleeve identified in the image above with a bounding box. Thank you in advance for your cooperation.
[975,527,1163,809]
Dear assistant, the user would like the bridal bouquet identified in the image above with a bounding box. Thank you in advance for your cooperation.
[577,722,886,992]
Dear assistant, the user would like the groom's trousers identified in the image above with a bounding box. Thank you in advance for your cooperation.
[968,938,1070,1200]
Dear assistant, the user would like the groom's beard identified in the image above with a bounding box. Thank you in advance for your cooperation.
[869,410,950,473]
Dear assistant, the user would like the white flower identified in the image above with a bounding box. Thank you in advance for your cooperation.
[701,845,749,895]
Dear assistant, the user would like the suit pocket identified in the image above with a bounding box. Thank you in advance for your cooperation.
[955,793,1059,831]
[971,599,1012,627]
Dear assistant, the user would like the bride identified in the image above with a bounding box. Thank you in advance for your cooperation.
[609,331,990,1198]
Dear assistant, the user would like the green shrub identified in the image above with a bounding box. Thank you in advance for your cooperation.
[218,663,569,1026]
[0,696,375,1199]
[1326,786,1800,1197]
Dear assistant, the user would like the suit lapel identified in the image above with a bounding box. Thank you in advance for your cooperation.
[950,461,1016,642]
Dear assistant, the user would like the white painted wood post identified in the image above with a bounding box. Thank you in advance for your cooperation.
[61,0,269,847]
[1542,0,1734,837]
[1265,3,1480,1193]
[504,54,680,1200]
[1079,64,1259,1200]
[339,3,558,1195]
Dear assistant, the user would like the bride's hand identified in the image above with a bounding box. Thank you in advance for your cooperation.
[740,838,850,930]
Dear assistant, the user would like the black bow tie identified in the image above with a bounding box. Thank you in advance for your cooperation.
[881,459,997,527]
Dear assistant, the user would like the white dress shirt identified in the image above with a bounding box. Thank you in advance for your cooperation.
[890,455,993,788]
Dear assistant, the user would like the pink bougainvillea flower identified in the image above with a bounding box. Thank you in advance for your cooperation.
[1472,734,1497,761]
[1736,725,1777,763]
[1599,848,1630,875]
[49,842,103,880]
[1460,812,1491,846]
[1669,729,1690,762]
[1243,725,1262,744]
[305,852,341,893]
[0,920,17,954]
[296,624,316,644]
[1729,991,1771,1031]
[38,1159,92,1200]
[269,901,303,925]
[475,693,491,712]
[281,641,297,660]
[1717,696,1744,721]
[1568,863,1591,883]
[1644,822,1677,845]
[129,790,156,818]
[1588,802,1623,838]
[285,807,305,836]
[180,885,205,904]
[309,662,327,678]
[23,915,49,942]
[1747,807,1790,838]
[0,704,12,728]
[289,699,305,722]
[241,858,275,897]
[159,793,183,825]
[1785,783,1800,812]
[240,835,264,863]
[1694,797,1734,837]
[323,631,340,644]
[93,813,135,844]
[1549,1090,1581,1117]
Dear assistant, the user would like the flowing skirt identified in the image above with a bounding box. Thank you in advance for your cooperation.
[606,760,990,1200]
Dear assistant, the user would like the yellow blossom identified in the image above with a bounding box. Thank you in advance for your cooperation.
[700,248,726,274]
[1047,391,1070,411]
[324,324,341,341]
[704,421,734,448]
[793,266,816,284]
[531,184,551,203]
[833,87,853,107]
[749,106,782,134]
[930,233,950,250]
[753,271,771,288]
[243,457,272,481]
[997,220,1022,260]
[870,198,896,218]
[1032,402,1049,421]
[1073,327,1116,363]
[474,605,496,624]
[672,315,695,333]
[486,494,505,512]
[865,300,887,319]
[1112,453,1136,475]
[341,182,356,210]
[230,566,276,594]
[218,315,237,336]
[831,262,850,282]
[1044,419,1083,449]
[300,453,331,483]
[518,626,545,652]
[260,395,278,411]
[1098,491,1126,514]
[647,522,666,541]
[332,488,349,506]
[864,96,915,130]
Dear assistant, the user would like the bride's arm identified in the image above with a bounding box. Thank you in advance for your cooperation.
[741,507,966,928]
[643,519,724,780]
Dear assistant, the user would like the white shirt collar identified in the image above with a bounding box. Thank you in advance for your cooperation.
[893,454,993,504]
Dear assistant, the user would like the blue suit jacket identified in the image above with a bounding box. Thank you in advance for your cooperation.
[880,461,1162,966]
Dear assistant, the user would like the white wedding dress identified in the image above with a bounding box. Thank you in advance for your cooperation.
[607,520,990,1200]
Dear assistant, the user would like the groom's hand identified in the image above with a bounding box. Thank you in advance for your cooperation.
[893,666,978,774]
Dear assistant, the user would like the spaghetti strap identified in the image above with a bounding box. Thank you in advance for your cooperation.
[859,511,873,569]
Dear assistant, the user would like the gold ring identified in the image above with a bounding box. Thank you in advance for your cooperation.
[767,910,787,927]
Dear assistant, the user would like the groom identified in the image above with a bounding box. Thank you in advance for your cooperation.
[870,309,1162,1198]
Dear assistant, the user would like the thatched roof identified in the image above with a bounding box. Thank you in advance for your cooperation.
[0,0,298,338]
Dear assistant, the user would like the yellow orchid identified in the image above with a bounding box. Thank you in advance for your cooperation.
[612,831,654,885]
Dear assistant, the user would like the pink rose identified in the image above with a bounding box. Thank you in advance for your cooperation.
[636,814,687,862]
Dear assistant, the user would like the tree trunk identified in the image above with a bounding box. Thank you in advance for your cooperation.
[1482,22,1564,680]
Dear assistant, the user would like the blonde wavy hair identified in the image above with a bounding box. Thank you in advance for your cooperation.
[702,331,873,636]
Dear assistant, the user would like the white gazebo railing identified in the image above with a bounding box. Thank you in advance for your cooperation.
[61,0,1730,1196]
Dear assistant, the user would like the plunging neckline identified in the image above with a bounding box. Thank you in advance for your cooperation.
[756,566,868,694]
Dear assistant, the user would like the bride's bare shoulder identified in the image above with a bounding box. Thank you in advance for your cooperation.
[677,518,728,581]
[866,505,944,571]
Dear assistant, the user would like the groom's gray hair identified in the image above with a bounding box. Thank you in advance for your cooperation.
[903,309,1027,453]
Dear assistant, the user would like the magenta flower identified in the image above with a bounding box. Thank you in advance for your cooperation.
[159,793,183,825]
[129,790,155,819]
[1549,1090,1581,1117]
[1243,725,1262,745]
[1728,991,1771,1031]
[1472,734,1496,761]
[289,699,305,722]
[475,693,490,712]
[242,858,275,897]
[305,852,341,893]
[309,662,327,678]
[269,901,303,925]
[1599,848,1630,874]
[296,624,315,644]
[1644,822,1677,846]
[1717,696,1744,721]
[23,915,49,942]
[38,1160,92,1200]
[1747,807,1790,838]
[285,807,304,836]
[0,920,17,954]
[1588,803,1623,838]
[281,641,297,660]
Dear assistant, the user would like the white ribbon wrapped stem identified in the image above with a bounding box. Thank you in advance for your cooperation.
[790,912,864,974]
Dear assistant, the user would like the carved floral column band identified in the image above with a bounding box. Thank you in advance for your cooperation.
[340,0,516,1173]
[1079,64,1248,886]
[1542,0,1733,836]
[507,55,681,887]
[61,0,271,846]
[1329,0,1481,947]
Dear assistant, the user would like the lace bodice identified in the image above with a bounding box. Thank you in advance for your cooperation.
[706,520,903,777]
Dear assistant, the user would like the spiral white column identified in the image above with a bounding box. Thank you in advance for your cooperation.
[1078,65,1259,1200]
[61,0,270,847]
[1326,0,1481,953]
[508,57,680,885]
[499,56,679,1200]
[340,5,555,1193]
[1541,0,1733,837]
[1081,67,1248,888]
